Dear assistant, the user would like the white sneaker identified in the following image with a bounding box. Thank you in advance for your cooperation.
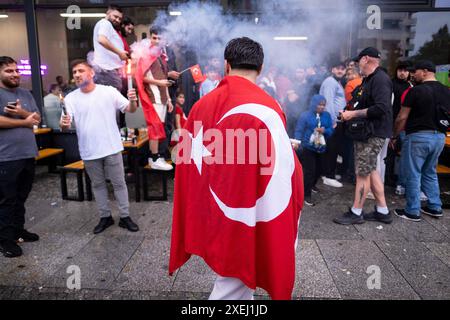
[420,192,428,201]
[337,155,343,164]
[335,174,342,180]
[149,157,173,171]
[395,185,405,196]
[323,177,343,188]
[366,191,375,200]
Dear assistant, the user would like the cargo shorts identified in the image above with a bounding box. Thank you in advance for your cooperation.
[354,137,386,177]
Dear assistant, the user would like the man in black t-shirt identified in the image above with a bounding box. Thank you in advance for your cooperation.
[393,60,450,221]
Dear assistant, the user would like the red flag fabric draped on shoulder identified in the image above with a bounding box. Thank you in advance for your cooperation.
[169,75,304,299]
[132,41,166,140]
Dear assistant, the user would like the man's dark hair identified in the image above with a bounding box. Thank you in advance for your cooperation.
[107,5,123,13]
[0,56,17,69]
[48,83,60,94]
[149,26,161,35]
[122,16,134,26]
[70,59,93,71]
[224,37,264,72]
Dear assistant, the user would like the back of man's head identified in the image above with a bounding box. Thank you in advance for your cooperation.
[224,37,264,72]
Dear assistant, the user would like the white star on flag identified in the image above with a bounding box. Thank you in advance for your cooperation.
[190,126,212,175]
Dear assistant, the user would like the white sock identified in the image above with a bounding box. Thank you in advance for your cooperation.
[377,206,389,215]
[351,207,362,216]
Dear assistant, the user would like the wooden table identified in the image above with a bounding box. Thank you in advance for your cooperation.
[34,127,52,135]
[123,134,149,202]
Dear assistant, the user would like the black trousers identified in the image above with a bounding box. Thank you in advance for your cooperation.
[298,148,323,197]
[323,122,344,179]
[0,158,35,241]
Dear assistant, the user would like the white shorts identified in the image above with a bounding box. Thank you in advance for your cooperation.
[153,103,167,123]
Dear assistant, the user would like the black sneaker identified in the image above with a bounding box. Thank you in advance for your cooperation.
[333,208,365,225]
[15,229,39,242]
[0,239,23,258]
[363,207,393,224]
[420,207,443,218]
[311,187,319,194]
[394,209,421,222]
[93,216,115,234]
[304,196,315,207]
[119,217,139,232]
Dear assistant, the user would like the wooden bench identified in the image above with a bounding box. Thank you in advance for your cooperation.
[437,164,450,175]
[141,160,173,201]
[35,148,64,172]
[60,160,93,202]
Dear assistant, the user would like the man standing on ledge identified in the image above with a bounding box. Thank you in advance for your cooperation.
[0,56,41,258]
[169,37,304,300]
[335,47,393,225]
[60,59,139,234]
[92,5,128,91]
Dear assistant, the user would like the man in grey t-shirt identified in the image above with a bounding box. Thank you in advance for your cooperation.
[0,56,41,258]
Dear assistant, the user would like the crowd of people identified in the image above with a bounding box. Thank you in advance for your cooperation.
[1,4,450,300]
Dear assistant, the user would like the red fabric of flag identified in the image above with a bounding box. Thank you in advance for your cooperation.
[190,64,206,83]
[169,76,304,299]
[134,47,166,140]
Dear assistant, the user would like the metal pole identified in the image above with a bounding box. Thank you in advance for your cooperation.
[24,0,43,113]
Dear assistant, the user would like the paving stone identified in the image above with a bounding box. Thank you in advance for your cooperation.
[422,242,450,267]
[391,216,449,242]
[171,255,216,293]
[113,239,175,292]
[317,240,419,299]
[45,234,144,289]
[293,240,341,299]
[0,232,93,287]
[376,240,450,299]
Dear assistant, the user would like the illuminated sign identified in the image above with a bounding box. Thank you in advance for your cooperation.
[17,59,48,76]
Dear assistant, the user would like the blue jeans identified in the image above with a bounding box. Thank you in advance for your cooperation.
[403,131,445,215]
[397,131,406,187]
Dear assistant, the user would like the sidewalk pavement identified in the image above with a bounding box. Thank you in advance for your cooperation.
[0,168,449,300]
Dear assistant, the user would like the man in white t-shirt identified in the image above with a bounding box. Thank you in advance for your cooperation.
[60,59,139,235]
[92,5,128,91]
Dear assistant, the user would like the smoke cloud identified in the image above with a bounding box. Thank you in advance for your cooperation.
[151,0,356,74]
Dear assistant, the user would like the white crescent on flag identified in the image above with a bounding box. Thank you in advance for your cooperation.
[208,103,295,227]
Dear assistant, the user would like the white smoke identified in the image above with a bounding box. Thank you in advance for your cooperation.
[151,0,356,74]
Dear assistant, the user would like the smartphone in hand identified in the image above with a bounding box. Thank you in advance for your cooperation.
[6,101,18,109]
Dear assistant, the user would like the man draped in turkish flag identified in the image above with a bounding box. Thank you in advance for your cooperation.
[169,37,304,300]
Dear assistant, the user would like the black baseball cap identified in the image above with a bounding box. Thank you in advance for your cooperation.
[414,60,436,73]
[352,47,381,62]
[396,60,412,70]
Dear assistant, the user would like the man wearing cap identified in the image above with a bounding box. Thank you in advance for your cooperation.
[334,47,393,225]
[385,60,414,190]
[392,60,450,221]
[319,61,347,188]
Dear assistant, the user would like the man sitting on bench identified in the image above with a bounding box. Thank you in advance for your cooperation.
[60,59,140,234]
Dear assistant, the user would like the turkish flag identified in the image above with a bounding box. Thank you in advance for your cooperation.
[134,46,166,140]
[190,64,206,83]
[169,76,304,299]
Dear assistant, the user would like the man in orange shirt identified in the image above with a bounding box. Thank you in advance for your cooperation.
[344,67,362,106]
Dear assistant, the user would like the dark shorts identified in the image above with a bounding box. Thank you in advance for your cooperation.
[354,137,385,177]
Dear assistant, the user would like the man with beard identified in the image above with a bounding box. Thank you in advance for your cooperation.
[60,59,139,234]
[385,60,413,189]
[92,5,128,91]
[0,56,41,258]
[319,61,347,188]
